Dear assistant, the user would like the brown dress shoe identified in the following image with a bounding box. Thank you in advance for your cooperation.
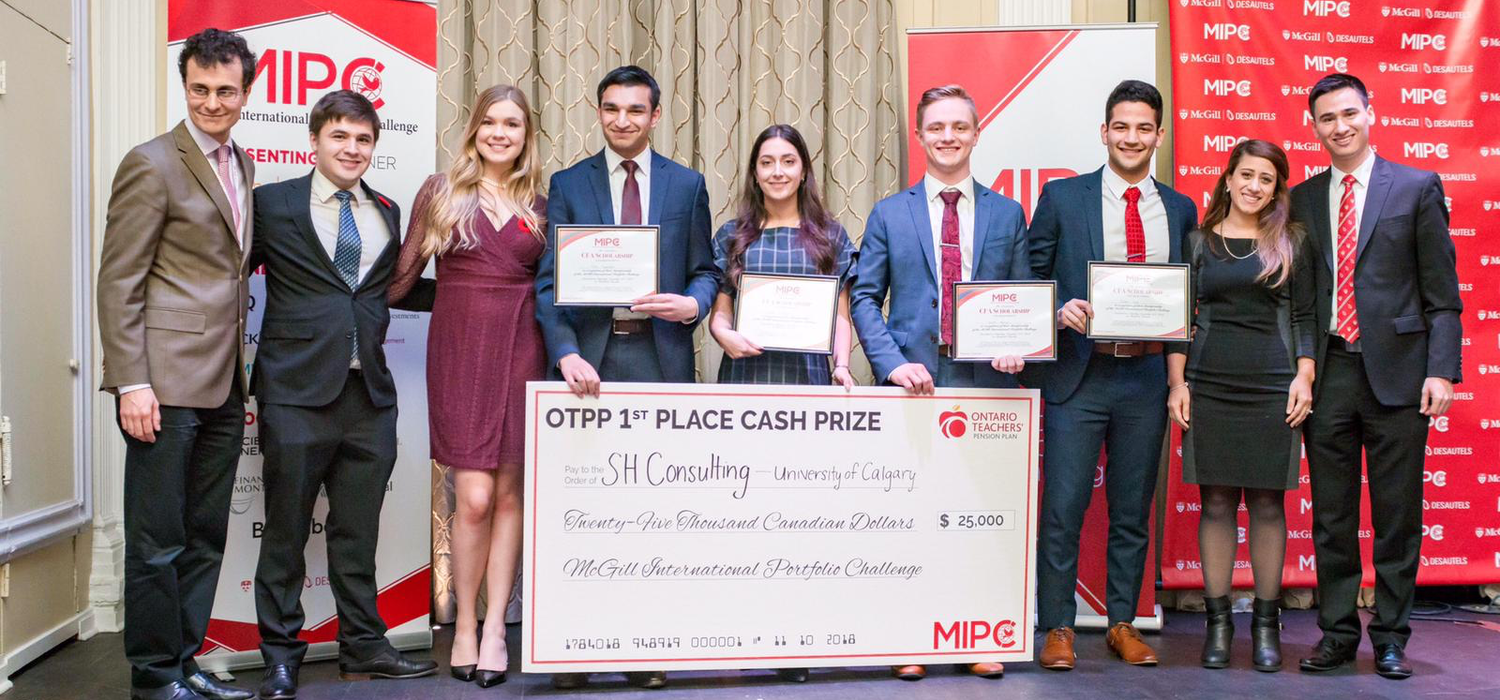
[891,664,926,681]
[1039,627,1076,670]
[965,662,1004,678]
[1106,622,1159,666]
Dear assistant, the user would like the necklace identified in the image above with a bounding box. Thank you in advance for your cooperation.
[1222,235,1259,260]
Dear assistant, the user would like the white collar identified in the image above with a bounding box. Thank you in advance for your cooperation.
[923,173,975,204]
[183,118,234,157]
[1330,151,1376,188]
[311,168,366,204]
[604,147,652,176]
[1101,165,1156,201]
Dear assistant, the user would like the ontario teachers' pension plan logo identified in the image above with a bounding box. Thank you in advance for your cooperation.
[939,406,968,439]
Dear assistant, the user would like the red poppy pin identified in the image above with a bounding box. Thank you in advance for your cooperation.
[518,218,530,235]
[377,195,392,208]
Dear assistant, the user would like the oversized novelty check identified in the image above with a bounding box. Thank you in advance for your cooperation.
[523,382,1040,672]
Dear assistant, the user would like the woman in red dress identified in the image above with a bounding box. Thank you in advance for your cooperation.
[389,84,545,688]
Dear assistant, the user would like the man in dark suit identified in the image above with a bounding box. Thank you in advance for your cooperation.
[249,91,437,700]
[533,64,718,690]
[851,84,1028,682]
[98,28,258,700]
[1291,73,1461,680]
[1027,81,1197,671]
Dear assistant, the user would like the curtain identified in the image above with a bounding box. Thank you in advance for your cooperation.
[429,0,902,622]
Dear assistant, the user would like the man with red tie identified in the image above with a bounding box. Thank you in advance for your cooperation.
[1026,80,1198,671]
[1291,73,1461,680]
[850,84,1031,681]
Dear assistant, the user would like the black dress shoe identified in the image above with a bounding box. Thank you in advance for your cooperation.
[1374,643,1413,679]
[258,665,298,700]
[776,667,810,682]
[1298,637,1356,672]
[451,664,476,682]
[183,672,254,700]
[130,680,205,700]
[475,668,507,687]
[551,673,586,689]
[338,650,440,680]
[627,670,668,689]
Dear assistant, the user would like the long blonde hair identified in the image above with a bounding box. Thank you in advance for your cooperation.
[417,84,543,256]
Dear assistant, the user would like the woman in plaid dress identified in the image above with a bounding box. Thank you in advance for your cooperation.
[709,124,857,389]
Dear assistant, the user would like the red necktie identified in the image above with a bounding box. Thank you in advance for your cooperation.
[1335,174,1360,343]
[1123,186,1145,263]
[939,189,962,345]
[620,159,642,225]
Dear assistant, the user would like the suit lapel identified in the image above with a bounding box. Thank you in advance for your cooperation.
[288,174,351,291]
[970,183,991,274]
[1306,170,1334,275]
[1154,180,1184,263]
[905,185,938,286]
[587,151,615,225]
[1083,168,1105,261]
[648,150,671,225]
[361,182,402,290]
[173,123,240,250]
[1356,156,1393,265]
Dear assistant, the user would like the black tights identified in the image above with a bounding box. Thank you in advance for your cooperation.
[1198,485,1286,600]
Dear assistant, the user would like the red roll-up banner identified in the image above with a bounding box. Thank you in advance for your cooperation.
[1164,0,1500,589]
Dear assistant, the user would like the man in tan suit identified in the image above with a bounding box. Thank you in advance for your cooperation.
[98,28,258,700]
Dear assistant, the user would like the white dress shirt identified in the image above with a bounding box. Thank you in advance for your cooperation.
[1326,151,1375,331]
[310,169,392,368]
[1100,165,1169,263]
[605,147,653,320]
[924,174,976,315]
[121,121,250,396]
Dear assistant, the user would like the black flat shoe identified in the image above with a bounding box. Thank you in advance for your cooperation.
[1298,637,1356,672]
[1374,643,1413,679]
[450,664,476,682]
[475,669,507,687]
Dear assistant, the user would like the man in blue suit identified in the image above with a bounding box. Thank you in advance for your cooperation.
[533,65,718,690]
[850,84,1028,682]
[1027,80,1197,671]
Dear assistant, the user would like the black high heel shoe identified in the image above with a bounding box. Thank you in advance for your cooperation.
[475,668,507,687]
[451,664,476,682]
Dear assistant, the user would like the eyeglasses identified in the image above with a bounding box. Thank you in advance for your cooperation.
[187,85,245,103]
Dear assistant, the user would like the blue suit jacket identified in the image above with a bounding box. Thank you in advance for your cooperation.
[535,149,719,382]
[1024,167,1198,403]
[850,180,1031,387]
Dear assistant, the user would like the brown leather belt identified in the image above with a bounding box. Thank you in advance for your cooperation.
[611,318,651,335]
[1093,341,1164,357]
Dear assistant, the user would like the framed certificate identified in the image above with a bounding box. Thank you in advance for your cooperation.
[1085,261,1191,342]
[733,272,840,354]
[552,225,660,306]
[951,281,1057,362]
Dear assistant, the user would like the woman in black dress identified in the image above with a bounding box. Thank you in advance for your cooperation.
[1167,139,1315,672]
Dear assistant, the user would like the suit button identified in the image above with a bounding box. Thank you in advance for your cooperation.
[930,334,938,343]
[931,299,938,308]
[346,331,355,339]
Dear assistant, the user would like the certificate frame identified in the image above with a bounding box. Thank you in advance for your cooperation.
[552,225,661,306]
[950,280,1058,362]
[732,271,840,355]
[1085,261,1192,342]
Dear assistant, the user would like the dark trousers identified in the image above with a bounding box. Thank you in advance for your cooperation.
[1304,345,1428,648]
[254,370,398,668]
[121,389,244,689]
[1036,352,1167,629]
[599,330,666,382]
[933,356,976,388]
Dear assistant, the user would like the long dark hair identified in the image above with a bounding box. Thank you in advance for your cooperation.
[1199,138,1301,287]
[725,124,837,285]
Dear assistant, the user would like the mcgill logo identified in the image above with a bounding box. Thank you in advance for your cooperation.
[1401,33,1447,51]
[1204,23,1251,41]
[1304,0,1350,17]
[933,620,1017,649]
[1205,79,1252,97]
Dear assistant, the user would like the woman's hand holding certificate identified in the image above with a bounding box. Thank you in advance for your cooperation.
[733,273,839,354]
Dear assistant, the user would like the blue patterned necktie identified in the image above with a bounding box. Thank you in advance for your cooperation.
[332,189,361,360]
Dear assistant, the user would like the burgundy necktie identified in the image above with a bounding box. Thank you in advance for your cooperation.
[1335,174,1360,343]
[1123,186,1144,263]
[620,159,642,225]
[939,189,962,345]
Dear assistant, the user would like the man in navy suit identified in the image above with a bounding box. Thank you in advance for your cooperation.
[1027,80,1197,671]
[249,91,438,699]
[534,65,718,690]
[850,84,1028,682]
[1291,73,1460,680]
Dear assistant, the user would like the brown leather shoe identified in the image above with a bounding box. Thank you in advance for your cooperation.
[964,662,1004,678]
[891,664,926,681]
[1106,622,1159,666]
[1039,627,1076,670]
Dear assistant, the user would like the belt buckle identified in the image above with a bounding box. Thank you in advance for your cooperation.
[1112,342,1137,358]
[611,321,629,336]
